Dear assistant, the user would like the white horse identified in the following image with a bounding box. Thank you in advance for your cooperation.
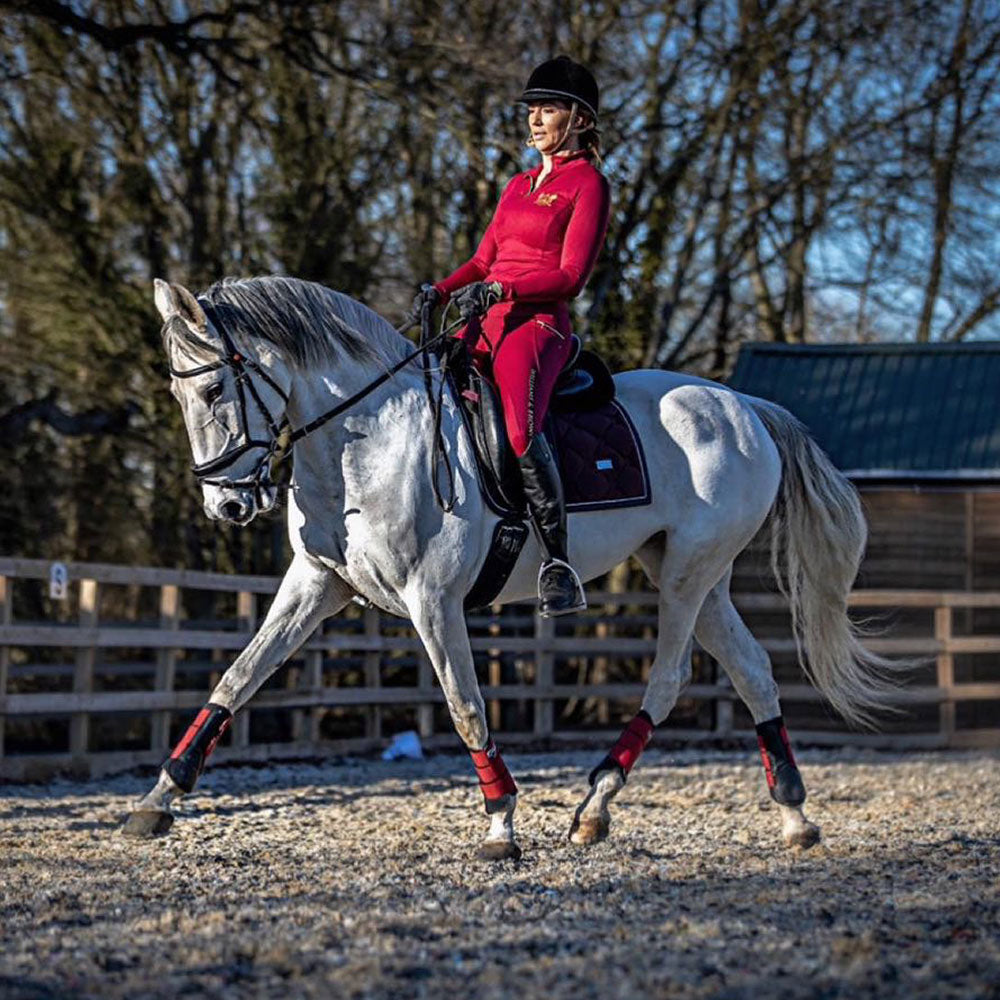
[124,275,899,858]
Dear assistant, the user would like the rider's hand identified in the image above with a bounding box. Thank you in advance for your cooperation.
[454,281,503,321]
[409,283,440,324]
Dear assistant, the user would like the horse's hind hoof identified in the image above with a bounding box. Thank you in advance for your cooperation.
[121,809,174,839]
[783,822,821,850]
[569,814,610,846]
[476,840,522,861]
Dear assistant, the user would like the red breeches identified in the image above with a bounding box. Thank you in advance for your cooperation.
[462,303,573,456]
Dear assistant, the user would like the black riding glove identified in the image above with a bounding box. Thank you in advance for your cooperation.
[454,281,503,321]
[409,283,440,325]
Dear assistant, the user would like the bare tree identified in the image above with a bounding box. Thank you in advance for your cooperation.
[2,0,999,569]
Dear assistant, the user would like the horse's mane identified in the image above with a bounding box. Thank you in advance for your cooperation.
[167,275,410,369]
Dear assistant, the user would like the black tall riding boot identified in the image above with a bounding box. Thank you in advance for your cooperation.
[518,433,587,617]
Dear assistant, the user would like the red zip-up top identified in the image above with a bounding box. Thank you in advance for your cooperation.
[434,150,610,306]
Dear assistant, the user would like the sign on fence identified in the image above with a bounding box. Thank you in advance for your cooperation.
[48,563,68,601]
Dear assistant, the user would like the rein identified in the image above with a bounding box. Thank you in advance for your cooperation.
[167,301,463,508]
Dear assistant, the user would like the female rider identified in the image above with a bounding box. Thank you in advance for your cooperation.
[418,55,611,617]
[141,59,612,826]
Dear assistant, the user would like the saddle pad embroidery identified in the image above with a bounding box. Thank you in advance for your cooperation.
[547,400,651,512]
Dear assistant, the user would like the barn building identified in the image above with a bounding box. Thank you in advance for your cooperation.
[728,342,1000,590]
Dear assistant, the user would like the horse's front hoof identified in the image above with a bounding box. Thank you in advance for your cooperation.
[569,813,610,846]
[121,809,174,839]
[783,821,821,850]
[476,840,522,861]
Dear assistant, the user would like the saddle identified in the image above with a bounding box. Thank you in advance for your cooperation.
[446,336,651,610]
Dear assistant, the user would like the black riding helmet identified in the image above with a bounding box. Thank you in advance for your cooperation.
[518,55,599,121]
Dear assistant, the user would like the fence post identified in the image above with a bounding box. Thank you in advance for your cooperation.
[305,647,324,742]
[591,633,610,725]
[534,611,554,737]
[0,576,10,759]
[417,641,434,739]
[935,604,955,746]
[364,607,382,741]
[232,590,256,749]
[713,656,734,737]
[286,612,312,742]
[152,584,180,752]
[488,616,502,732]
[287,656,305,741]
[70,578,98,763]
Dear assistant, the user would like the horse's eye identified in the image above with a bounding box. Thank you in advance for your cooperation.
[204,383,224,405]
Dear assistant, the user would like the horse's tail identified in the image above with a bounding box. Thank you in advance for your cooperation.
[748,396,904,728]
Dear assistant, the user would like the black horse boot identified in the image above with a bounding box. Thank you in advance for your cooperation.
[755,716,806,806]
[518,433,586,617]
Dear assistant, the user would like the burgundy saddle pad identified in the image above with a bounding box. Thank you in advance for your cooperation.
[547,399,651,512]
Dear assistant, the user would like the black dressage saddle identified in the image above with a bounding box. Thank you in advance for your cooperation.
[451,335,616,517]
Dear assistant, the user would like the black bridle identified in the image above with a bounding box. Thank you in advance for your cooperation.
[168,313,292,496]
[167,298,461,507]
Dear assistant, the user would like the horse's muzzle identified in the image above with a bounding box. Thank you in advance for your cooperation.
[221,498,253,524]
[205,485,275,524]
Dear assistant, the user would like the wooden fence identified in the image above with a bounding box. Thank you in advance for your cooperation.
[1,557,999,780]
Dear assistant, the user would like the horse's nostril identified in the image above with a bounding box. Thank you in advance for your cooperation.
[221,500,245,521]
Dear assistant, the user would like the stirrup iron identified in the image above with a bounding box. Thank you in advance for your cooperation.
[537,557,587,618]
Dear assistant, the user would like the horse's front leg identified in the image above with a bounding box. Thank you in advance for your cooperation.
[122,556,353,838]
[408,597,521,861]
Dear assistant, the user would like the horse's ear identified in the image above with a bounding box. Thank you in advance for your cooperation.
[153,279,174,321]
[153,278,208,333]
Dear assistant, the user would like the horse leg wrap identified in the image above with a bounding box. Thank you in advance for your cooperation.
[164,703,233,794]
[470,738,518,814]
[589,711,654,785]
[756,716,806,807]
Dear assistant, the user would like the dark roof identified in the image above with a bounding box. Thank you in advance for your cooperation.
[727,342,1000,481]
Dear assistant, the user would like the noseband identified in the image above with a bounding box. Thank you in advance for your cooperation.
[166,299,457,504]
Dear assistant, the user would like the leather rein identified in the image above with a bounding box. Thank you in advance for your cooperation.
[167,298,461,505]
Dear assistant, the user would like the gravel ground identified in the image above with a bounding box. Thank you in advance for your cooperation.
[1,747,999,1000]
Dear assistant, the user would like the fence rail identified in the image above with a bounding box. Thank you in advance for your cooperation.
[2,557,999,780]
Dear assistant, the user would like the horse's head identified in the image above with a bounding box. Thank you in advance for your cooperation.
[154,278,292,525]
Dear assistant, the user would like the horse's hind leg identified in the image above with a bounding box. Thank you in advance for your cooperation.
[694,572,820,849]
[570,538,705,846]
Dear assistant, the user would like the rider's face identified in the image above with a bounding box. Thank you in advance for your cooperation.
[527,101,581,155]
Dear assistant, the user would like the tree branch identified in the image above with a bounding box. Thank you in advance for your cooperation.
[0,392,140,443]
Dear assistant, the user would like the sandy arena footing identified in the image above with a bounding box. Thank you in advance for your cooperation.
[1,748,999,999]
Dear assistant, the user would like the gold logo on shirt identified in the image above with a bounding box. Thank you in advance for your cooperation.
[536,193,558,206]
